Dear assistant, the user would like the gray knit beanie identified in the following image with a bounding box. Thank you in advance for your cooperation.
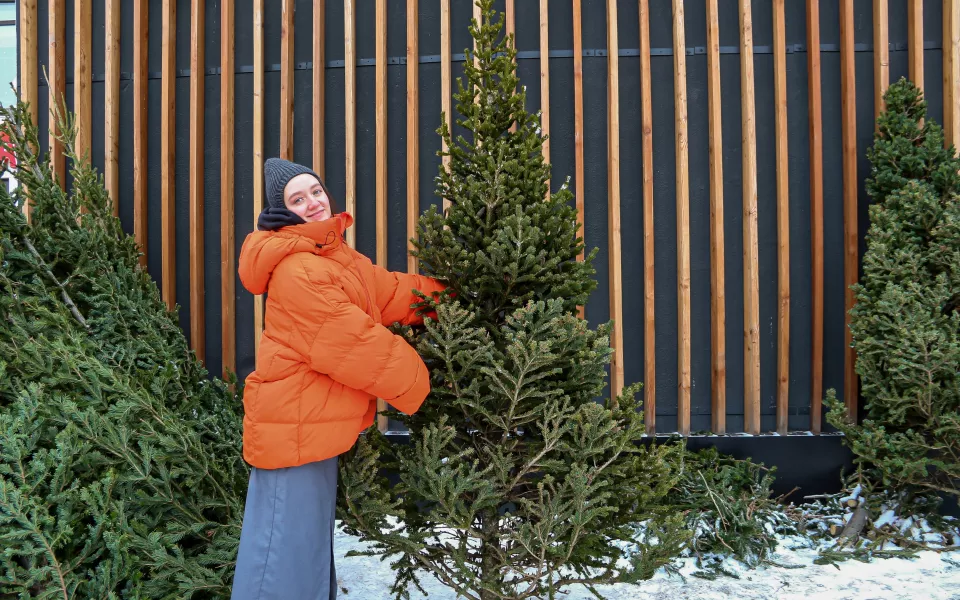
[264,158,323,209]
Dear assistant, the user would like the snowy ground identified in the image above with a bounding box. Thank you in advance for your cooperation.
[332,526,960,600]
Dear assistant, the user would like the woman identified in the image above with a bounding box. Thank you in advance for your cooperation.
[232,158,445,599]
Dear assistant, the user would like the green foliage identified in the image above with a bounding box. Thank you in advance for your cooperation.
[826,78,960,502]
[0,97,247,598]
[663,447,797,579]
[337,2,687,598]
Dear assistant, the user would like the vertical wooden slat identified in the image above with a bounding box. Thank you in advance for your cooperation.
[222,0,236,377]
[253,0,265,354]
[407,0,419,274]
[133,0,148,265]
[840,0,858,422]
[540,0,550,197]
[607,0,624,406]
[19,0,36,163]
[190,0,206,362]
[313,0,326,178]
[639,0,656,433]
[375,0,389,433]
[49,0,66,188]
[774,0,790,435]
[75,0,92,161]
[808,0,824,434]
[909,0,924,91]
[105,0,120,215]
[574,0,584,265]
[944,0,960,150]
[739,0,761,434]
[672,0,691,435]
[161,0,176,309]
[875,0,890,120]
[280,0,295,160]
[345,0,357,247]
[441,0,451,212]
[376,0,388,267]
[706,0,726,434]
[506,0,516,134]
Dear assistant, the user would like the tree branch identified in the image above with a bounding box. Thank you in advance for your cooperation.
[22,237,88,329]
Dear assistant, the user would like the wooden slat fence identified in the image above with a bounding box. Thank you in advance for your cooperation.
[20,0,959,435]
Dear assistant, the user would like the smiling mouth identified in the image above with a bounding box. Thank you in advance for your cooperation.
[307,210,324,219]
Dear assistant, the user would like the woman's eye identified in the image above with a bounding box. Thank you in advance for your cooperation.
[313,189,322,196]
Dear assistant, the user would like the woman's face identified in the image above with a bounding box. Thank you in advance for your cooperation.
[283,174,332,222]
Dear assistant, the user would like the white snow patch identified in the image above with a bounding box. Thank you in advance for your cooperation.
[332,524,960,600]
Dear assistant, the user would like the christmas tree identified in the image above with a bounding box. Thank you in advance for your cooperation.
[826,79,960,501]
[0,99,247,597]
[337,3,687,599]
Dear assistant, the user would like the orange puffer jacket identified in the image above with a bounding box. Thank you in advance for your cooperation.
[238,212,444,469]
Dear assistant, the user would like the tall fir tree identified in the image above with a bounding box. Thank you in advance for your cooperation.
[0,99,247,597]
[337,3,688,599]
[826,79,960,501]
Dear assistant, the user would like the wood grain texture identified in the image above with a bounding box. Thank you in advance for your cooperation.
[574,0,585,319]
[639,0,656,433]
[190,0,206,362]
[254,0,265,356]
[376,0,388,268]
[944,0,960,149]
[506,0,516,134]
[19,0,37,145]
[345,0,357,247]
[280,0,295,160]
[49,0,66,188]
[807,0,824,434]
[909,0,924,90]
[376,0,389,433]
[441,0,452,212]
[407,0,420,274]
[161,0,176,309]
[133,0,147,265]
[540,0,550,198]
[840,0,859,422]
[739,0,761,435]
[574,0,584,265]
[706,0,726,434]
[221,0,236,377]
[314,0,326,177]
[105,0,120,214]
[774,0,790,434]
[875,0,890,121]
[75,0,92,161]
[607,0,624,407]
[672,0,691,436]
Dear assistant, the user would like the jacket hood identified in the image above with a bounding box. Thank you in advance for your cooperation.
[238,212,353,295]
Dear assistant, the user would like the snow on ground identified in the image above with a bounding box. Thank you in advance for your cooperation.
[332,526,960,600]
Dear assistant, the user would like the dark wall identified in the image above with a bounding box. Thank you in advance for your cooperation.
[30,0,946,434]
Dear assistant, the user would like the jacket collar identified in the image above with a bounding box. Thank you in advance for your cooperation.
[238,213,354,296]
[273,212,352,252]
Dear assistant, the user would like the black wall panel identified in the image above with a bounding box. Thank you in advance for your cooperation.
[30,0,947,435]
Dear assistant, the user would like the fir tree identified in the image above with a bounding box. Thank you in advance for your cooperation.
[0,99,247,597]
[826,79,960,501]
[337,3,688,599]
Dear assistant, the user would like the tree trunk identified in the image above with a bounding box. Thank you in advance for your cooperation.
[479,509,502,600]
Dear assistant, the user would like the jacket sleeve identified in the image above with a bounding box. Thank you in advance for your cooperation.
[371,264,446,326]
[271,257,430,415]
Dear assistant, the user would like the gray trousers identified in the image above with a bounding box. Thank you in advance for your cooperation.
[231,457,338,600]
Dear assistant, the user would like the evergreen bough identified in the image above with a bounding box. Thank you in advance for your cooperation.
[337,3,688,599]
[0,99,247,597]
[826,78,960,501]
